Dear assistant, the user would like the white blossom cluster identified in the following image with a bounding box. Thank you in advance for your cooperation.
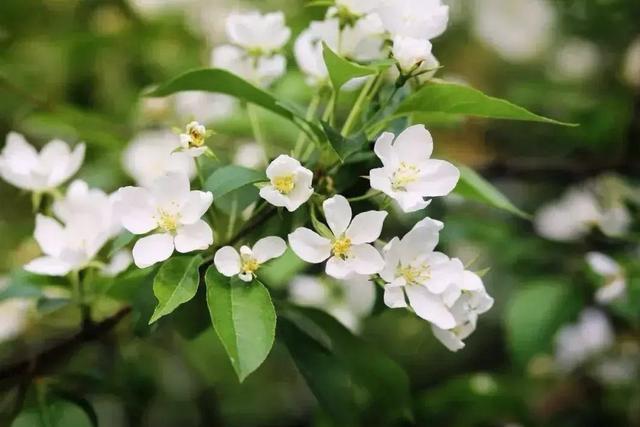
[0,3,495,352]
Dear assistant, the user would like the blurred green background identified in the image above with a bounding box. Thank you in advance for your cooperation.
[1,0,639,426]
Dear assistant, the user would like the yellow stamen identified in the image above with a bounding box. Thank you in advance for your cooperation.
[273,175,295,194]
[398,263,431,285]
[392,162,420,191]
[157,210,179,233]
[331,236,352,259]
[241,256,260,275]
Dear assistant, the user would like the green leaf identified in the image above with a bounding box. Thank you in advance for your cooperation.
[149,254,203,324]
[204,165,266,201]
[455,165,530,219]
[505,280,581,367]
[12,400,93,427]
[321,121,368,163]
[280,307,413,425]
[322,42,376,91]
[108,231,134,257]
[394,81,577,126]
[205,267,277,382]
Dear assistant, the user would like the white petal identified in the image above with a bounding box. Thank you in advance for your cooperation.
[24,256,73,276]
[349,244,385,275]
[326,256,354,279]
[431,325,465,352]
[414,160,460,197]
[180,191,213,224]
[461,270,483,291]
[399,225,440,265]
[384,285,407,308]
[373,132,396,164]
[132,233,174,268]
[114,187,156,234]
[259,186,290,209]
[369,167,393,195]
[595,279,626,304]
[63,143,85,183]
[214,246,242,277]
[174,220,213,253]
[393,125,433,161]
[346,210,387,244]
[394,192,430,213]
[150,172,191,211]
[288,227,331,263]
[34,214,65,257]
[252,236,287,263]
[1,132,39,174]
[323,195,352,236]
[405,285,456,329]
[238,272,253,282]
[266,154,300,179]
[586,252,621,277]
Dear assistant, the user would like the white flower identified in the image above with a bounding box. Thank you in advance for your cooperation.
[225,11,291,54]
[551,38,600,82]
[369,125,460,213]
[379,217,463,329]
[53,180,121,238]
[472,0,555,63]
[623,37,640,88]
[212,44,286,88]
[114,172,214,268]
[123,130,195,187]
[214,236,286,282]
[25,214,112,276]
[233,142,266,169]
[289,274,376,331]
[555,308,614,372]
[179,121,208,157]
[431,271,494,351]
[392,36,433,73]
[294,16,385,87]
[102,249,133,277]
[259,155,314,212]
[534,186,631,242]
[377,0,449,40]
[288,195,387,279]
[0,132,85,192]
[586,252,626,304]
[174,91,235,124]
[0,297,32,343]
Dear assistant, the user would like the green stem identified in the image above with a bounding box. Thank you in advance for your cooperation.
[302,91,337,162]
[247,104,269,163]
[293,93,322,159]
[347,191,383,202]
[70,270,91,330]
[341,74,378,137]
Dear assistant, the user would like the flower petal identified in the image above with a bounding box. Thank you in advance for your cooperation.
[394,125,433,161]
[369,167,393,194]
[374,132,396,165]
[259,186,289,208]
[323,195,351,236]
[214,246,242,277]
[114,186,157,234]
[431,326,465,352]
[288,227,331,263]
[586,252,621,277]
[405,285,456,329]
[132,233,174,268]
[346,210,387,244]
[174,220,213,253]
[350,244,385,275]
[266,154,300,179]
[252,236,287,263]
[34,214,65,257]
[384,285,407,308]
[24,256,73,276]
[180,191,214,224]
[326,256,354,279]
[413,159,460,197]
[150,172,191,212]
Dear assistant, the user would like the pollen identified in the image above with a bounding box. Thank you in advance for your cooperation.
[331,236,352,259]
[157,210,179,233]
[186,122,206,147]
[398,263,431,285]
[241,256,260,276]
[392,162,420,191]
[273,174,295,194]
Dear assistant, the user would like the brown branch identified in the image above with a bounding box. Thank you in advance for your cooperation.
[0,306,131,384]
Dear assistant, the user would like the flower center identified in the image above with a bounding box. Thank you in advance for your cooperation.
[273,174,295,194]
[241,256,260,275]
[157,210,180,233]
[398,263,431,285]
[391,162,420,191]
[188,130,205,147]
[331,236,352,259]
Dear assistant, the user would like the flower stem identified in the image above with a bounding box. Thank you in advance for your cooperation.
[70,270,92,329]
[247,103,269,163]
[293,92,322,159]
[347,190,383,202]
[341,73,379,137]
